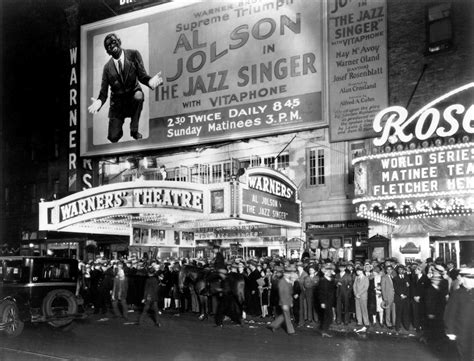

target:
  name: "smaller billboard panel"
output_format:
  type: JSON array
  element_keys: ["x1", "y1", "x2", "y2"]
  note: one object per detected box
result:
[
  {"x1": 238, "y1": 167, "x2": 301, "y2": 227},
  {"x1": 327, "y1": 0, "x2": 388, "y2": 142}
]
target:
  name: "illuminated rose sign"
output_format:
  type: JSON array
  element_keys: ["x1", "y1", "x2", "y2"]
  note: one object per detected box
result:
[
  {"x1": 353, "y1": 83, "x2": 474, "y2": 225},
  {"x1": 80, "y1": 0, "x2": 323, "y2": 156}
]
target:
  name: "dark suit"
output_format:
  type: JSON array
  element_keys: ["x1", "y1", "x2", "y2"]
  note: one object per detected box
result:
[
  {"x1": 269, "y1": 277, "x2": 295, "y2": 334},
  {"x1": 296, "y1": 270, "x2": 308, "y2": 325},
  {"x1": 98, "y1": 49, "x2": 151, "y2": 143},
  {"x1": 410, "y1": 273, "x2": 428, "y2": 330},
  {"x1": 139, "y1": 275, "x2": 161, "y2": 326},
  {"x1": 215, "y1": 276, "x2": 243, "y2": 327},
  {"x1": 336, "y1": 271, "x2": 353, "y2": 324},
  {"x1": 247, "y1": 269, "x2": 261, "y2": 316},
  {"x1": 444, "y1": 286, "x2": 474, "y2": 361},
  {"x1": 318, "y1": 276, "x2": 336, "y2": 331},
  {"x1": 393, "y1": 274, "x2": 411, "y2": 330}
]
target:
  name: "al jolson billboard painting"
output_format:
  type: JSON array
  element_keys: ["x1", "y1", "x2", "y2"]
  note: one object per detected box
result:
[{"x1": 80, "y1": 0, "x2": 324, "y2": 156}]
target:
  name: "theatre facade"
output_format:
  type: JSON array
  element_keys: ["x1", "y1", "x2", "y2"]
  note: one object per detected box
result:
[
  {"x1": 352, "y1": 83, "x2": 474, "y2": 267},
  {"x1": 39, "y1": 167, "x2": 302, "y2": 260}
]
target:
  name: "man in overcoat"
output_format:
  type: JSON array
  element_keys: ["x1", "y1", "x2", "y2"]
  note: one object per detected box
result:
[
  {"x1": 268, "y1": 266, "x2": 296, "y2": 335},
  {"x1": 393, "y1": 264, "x2": 411, "y2": 332},
  {"x1": 444, "y1": 267, "x2": 474, "y2": 361},
  {"x1": 139, "y1": 267, "x2": 161, "y2": 327},
  {"x1": 336, "y1": 262, "x2": 354, "y2": 325},
  {"x1": 318, "y1": 263, "x2": 336, "y2": 337}
]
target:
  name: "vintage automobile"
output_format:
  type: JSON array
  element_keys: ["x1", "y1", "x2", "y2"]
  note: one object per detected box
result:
[{"x1": 0, "y1": 256, "x2": 86, "y2": 337}]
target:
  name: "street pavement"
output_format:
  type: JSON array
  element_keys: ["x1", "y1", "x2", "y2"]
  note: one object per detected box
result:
[{"x1": 0, "y1": 310, "x2": 457, "y2": 361}]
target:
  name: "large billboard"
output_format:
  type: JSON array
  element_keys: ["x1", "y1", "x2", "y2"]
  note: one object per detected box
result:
[{"x1": 81, "y1": 0, "x2": 324, "y2": 156}]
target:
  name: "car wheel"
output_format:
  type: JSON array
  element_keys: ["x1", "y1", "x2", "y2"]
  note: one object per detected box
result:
[
  {"x1": 42, "y1": 289, "x2": 78, "y2": 328},
  {"x1": 0, "y1": 300, "x2": 25, "y2": 337}
]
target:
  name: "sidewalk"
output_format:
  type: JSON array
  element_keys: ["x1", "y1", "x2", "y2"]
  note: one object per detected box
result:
[
  {"x1": 85, "y1": 307, "x2": 418, "y2": 339},
  {"x1": 242, "y1": 314, "x2": 419, "y2": 338}
]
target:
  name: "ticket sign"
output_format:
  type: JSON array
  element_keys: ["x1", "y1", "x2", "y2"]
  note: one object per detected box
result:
[{"x1": 80, "y1": 1, "x2": 323, "y2": 156}]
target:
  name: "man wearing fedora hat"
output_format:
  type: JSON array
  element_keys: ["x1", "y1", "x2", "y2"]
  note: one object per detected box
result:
[
  {"x1": 214, "y1": 268, "x2": 244, "y2": 328},
  {"x1": 411, "y1": 263, "x2": 429, "y2": 332},
  {"x1": 318, "y1": 263, "x2": 336, "y2": 337},
  {"x1": 247, "y1": 260, "x2": 261, "y2": 316},
  {"x1": 336, "y1": 262, "x2": 354, "y2": 325},
  {"x1": 295, "y1": 261, "x2": 308, "y2": 326},
  {"x1": 267, "y1": 266, "x2": 296, "y2": 335},
  {"x1": 381, "y1": 264, "x2": 396, "y2": 328},
  {"x1": 422, "y1": 264, "x2": 449, "y2": 346},
  {"x1": 353, "y1": 265, "x2": 370, "y2": 332},
  {"x1": 444, "y1": 267, "x2": 474, "y2": 361},
  {"x1": 138, "y1": 267, "x2": 161, "y2": 327},
  {"x1": 393, "y1": 264, "x2": 411, "y2": 332}
]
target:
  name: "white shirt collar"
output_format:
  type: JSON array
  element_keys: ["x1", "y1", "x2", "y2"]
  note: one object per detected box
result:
[{"x1": 113, "y1": 51, "x2": 125, "y2": 72}]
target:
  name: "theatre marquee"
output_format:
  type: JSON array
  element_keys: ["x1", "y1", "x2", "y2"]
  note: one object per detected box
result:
[{"x1": 353, "y1": 83, "x2": 474, "y2": 225}]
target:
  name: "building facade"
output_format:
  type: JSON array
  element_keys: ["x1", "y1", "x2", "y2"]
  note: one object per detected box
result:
[{"x1": 2, "y1": 0, "x2": 473, "y2": 267}]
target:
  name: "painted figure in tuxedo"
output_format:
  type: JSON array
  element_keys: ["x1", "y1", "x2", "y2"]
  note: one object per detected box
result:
[{"x1": 88, "y1": 33, "x2": 162, "y2": 143}]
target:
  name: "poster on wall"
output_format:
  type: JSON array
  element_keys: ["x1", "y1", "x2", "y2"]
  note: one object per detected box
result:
[
  {"x1": 81, "y1": 0, "x2": 324, "y2": 156},
  {"x1": 132, "y1": 227, "x2": 141, "y2": 244},
  {"x1": 327, "y1": 0, "x2": 388, "y2": 142}
]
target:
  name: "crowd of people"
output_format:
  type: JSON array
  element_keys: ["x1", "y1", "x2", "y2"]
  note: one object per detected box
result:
[{"x1": 76, "y1": 249, "x2": 473, "y2": 361}]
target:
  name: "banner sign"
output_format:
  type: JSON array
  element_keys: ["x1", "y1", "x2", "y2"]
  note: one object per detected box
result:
[
  {"x1": 59, "y1": 186, "x2": 203, "y2": 223},
  {"x1": 327, "y1": 0, "x2": 388, "y2": 142},
  {"x1": 39, "y1": 181, "x2": 221, "y2": 235},
  {"x1": 239, "y1": 167, "x2": 301, "y2": 227},
  {"x1": 195, "y1": 225, "x2": 281, "y2": 240},
  {"x1": 81, "y1": 0, "x2": 323, "y2": 156},
  {"x1": 306, "y1": 220, "x2": 368, "y2": 230}
]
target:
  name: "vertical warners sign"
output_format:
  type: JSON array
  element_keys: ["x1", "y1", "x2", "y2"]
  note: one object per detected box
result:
[
  {"x1": 81, "y1": 0, "x2": 323, "y2": 156},
  {"x1": 328, "y1": 0, "x2": 388, "y2": 142},
  {"x1": 69, "y1": 47, "x2": 79, "y2": 191}
]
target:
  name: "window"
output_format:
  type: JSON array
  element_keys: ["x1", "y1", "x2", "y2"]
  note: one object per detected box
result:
[
  {"x1": 4, "y1": 187, "x2": 9, "y2": 216},
  {"x1": 208, "y1": 162, "x2": 233, "y2": 183},
  {"x1": 33, "y1": 261, "x2": 73, "y2": 282},
  {"x1": 31, "y1": 184, "x2": 37, "y2": 213},
  {"x1": 53, "y1": 179, "x2": 60, "y2": 197},
  {"x1": 3, "y1": 260, "x2": 25, "y2": 283},
  {"x1": 426, "y1": 3, "x2": 453, "y2": 54},
  {"x1": 308, "y1": 148, "x2": 325, "y2": 186},
  {"x1": 262, "y1": 153, "x2": 290, "y2": 169},
  {"x1": 349, "y1": 142, "x2": 366, "y2": 184}
]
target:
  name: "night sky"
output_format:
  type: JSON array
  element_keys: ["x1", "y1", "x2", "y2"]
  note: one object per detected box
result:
[{"x1": 1, "y1": 0, "x2": 69, "y2": 138}]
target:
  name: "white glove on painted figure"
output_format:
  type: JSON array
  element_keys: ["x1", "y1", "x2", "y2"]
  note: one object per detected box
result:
[{"x1": 88, "y1": 97, "x2": 102, "y2": 114}]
